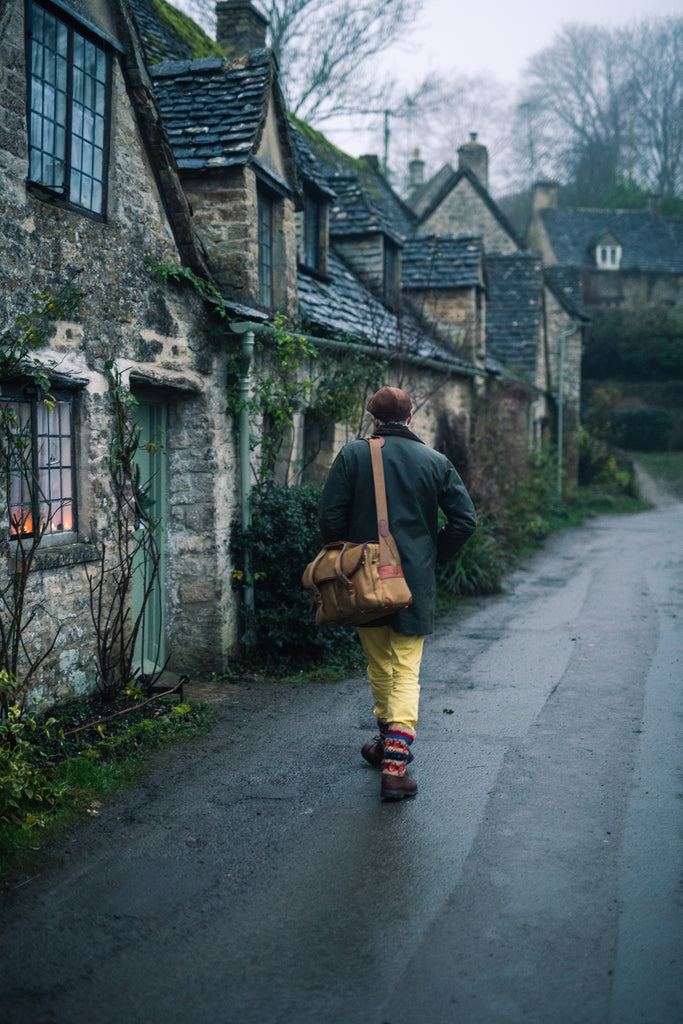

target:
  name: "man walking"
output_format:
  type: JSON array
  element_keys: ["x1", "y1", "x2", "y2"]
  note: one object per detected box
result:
[{"x1": 319, "y1": 387, "x2": 477, "y2": 800}]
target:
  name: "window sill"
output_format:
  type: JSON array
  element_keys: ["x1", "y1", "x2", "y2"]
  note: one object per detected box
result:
[
  {"x1": 298, "y1": 263, "x2": 331, "y2": 283},
  {"x1": 9, "y1": 541, "x2": 100, "y2": 573}
]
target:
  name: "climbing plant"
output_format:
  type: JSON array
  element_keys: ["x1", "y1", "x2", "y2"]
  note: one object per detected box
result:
[
  {"x1": 86, "y1": 362, "x2": 167, "y2": 697},
  {"x1": 0, "y1": 277, "x2": 83, "y2": 714}
]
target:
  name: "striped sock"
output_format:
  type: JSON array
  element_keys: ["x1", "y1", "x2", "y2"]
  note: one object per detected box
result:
[{"x1": 382, "y1": 726, "x2": 415, "y2": 777}]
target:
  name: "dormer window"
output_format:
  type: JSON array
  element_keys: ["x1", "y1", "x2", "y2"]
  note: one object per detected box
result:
[{"x1": 595, "y1": 242, "x2": 621, "y2": 270}]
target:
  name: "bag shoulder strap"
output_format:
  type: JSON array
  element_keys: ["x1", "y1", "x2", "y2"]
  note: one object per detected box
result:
[{"x1": 366, "y1": 437, "x2": 401, "y2": 571}]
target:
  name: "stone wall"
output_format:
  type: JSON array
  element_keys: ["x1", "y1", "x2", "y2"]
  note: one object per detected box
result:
[
  {"x1": 420, "y1": 178, "x2": 518, "y2": 255},
  {"x1": 402, "y1": 289, "x2": 485, "y2": 369},
  {"x1": 582, "y1": 268, "x2": 683, "y2": 309},
  {"x1": 544, "y1": 290, "x2": 583, "y2": 496},
  {"x1": 183, "y1": 164, "x2": 298, "y2": 316},
  {"x1": 0, "y1": 0, "x2": 239, "y2": 699},
  {"x1": 332, "y1": 235, "x2": 385, "y2": 295}
]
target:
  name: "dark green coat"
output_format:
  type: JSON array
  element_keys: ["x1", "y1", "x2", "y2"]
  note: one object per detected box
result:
[{"x1": 318, "y1": 431, "x2": 477, "y2": 635}]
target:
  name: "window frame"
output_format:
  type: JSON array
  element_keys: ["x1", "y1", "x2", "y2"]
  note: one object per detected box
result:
[
  {"x1": 25, "y1": 0, "x2": 116, "y2": 219},
  {"x1": 257, "y1": 186, "x2": 274, "y2": 309},
  {"x1": 1, "y1": 382, "x2": 78, "y2": 542},
  {"x1": 302, "y1": 190, "x2": 322, "y2": 273},
  {"x1": 383, "y1": 238, "x2": 400, "y2": 307},
  {"x1": 595, "y1": 243, "x2": 622, "y2": 271}
]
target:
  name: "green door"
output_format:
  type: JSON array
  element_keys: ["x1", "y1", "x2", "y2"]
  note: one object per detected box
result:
[{"x1": 132, "y1": 400, "x2": 167, "y2": 677}]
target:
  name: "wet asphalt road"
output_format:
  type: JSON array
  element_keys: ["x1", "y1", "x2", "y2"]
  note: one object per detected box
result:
[{"x1": 1, "y1": 501, "x2": 682, "y2": 1024}]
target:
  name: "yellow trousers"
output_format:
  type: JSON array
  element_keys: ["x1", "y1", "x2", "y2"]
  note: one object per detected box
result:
[{"x1": 357, "y1": 626, "x2": 424, "y2": 732}]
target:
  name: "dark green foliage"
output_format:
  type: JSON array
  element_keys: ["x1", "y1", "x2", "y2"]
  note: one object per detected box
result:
[
  {"x1": 437, "y1": 520, "x2": 506, "y2": 602},
  {"x1": 612, "y1": 407, "x2": 676, "y2": 452},
  {"x1": 583, "y1": 305, "x2": 683, "y2": 382},
  {"x1": 231, "y1": 486, "x2": 362, "y2": 673}
]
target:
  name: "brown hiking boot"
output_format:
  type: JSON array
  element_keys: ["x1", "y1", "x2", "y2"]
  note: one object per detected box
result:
[
  {"x1": 361, "y1": 737, "x2": 384, "y2": 767},
  {"x1": 361, "y1": 738, "x2": 414, "y2": 769},
  {"x1": 380, "y1": 773, "x2": 418, "y2": 800}
]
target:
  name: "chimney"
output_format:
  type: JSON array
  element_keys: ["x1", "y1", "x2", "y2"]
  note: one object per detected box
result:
[
  {"x1": 409, "y1": 148, "x2": 425, "y2": 188},
  {"x1": 457, "y1": 132, "x2": 488, "y2": 190},
  {"x1": 646, "y1": 193, "x2": 661, "y2": 215},
  {"x1": 216, "y1": 0, "x2": 268, "y2": 56},
  {"x1": 532, "y1": 180, "x2": 559, "y2": 213}
]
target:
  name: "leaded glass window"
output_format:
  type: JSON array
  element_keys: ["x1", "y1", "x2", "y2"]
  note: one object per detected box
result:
[
  {"x1": 258, "y1": 189, "x2": 274, "y2": 308},
  {"x1": 27, "y1": 1, "x2": 110, "y2": 216},
  {"x1": 1, "y1": 391, "x2": 75, "y2": 538}
]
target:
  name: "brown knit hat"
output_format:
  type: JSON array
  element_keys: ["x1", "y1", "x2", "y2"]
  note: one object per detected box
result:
[{"x1": 366, "y1": 387, "x2": 412, "y2": 422}]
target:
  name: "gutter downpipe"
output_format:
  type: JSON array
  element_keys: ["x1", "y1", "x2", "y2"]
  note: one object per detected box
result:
[
  {"x1": 231, "y1": 323, "x2": 255, "y2": 643},
  {"x1": 556, "y1": 325, "x2": 577, "y2": 499}
]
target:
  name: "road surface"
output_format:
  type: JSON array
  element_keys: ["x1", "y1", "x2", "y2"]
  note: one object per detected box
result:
[{"x1": 1, "y1": 499, "x2": 682, "y2": 1023}]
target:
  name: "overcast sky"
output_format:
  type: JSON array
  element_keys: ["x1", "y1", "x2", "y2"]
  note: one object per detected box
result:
[
  {"x1": 317, "y1": 0, "x2": 681, "y2": 169},
  {"x1": 400, "y1": 0, "x2": 681, "y2": 85}
]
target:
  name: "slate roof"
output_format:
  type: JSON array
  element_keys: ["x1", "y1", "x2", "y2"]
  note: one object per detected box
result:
[
  {"x1": 543, "y1": 264, "x2": 586, "y2": 315},
  {"x1": 401, "y1": 235, "x2": 484, "y2": 290},
  {"x1": 328, "y1": 173, "x2": 403, "y2": 244},
  {"x1": 354, "y1": 158, "x2": 417, "y2": 238},
  {"x1": 289, "y1": 126, "x2": 336, "y2": 199},
  {"x1": 407, "y1": 164, "x2": 456, "y2": 220},
  {"x1": 149, "y1": 50, "x2": 276, "y2": 171},
  {"x1": 539, "y1": 208, "x2": 683, "y2": 273},
  {"x1": 485, "y1": 253, "x2": 544, "y2": 380},
  {"x1": 298, "y1": 251, "x2": 472, "y2": 371},
  {"x1": 127, "y1": 0, "x2": 193, "y2": 63}
]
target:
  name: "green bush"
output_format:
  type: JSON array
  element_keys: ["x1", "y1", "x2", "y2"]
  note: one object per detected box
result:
[
  {"x1": 0, "y1": 704, "x2": 60, "y2": 830},
  {"x1": 231, "y1": 485, "x2": 362, "y2": 673},
  {"x1": 583, "y1": 305, "x2": 683, "y2": 382},
  {"x1": 578, "y1": 431, "x2": 635, "y2": 491}
]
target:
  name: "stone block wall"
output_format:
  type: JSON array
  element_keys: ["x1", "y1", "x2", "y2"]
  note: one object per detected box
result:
[
  {"x1": 332, "y1": 235, "x2": 386, "y2": 297},
  {"x1": 403, "y1": 289, "x2": 485, "y2": 370},
  {"x1": 545, "y1": 290, "x2": 583, "y2": 495},
  {"x1": 182, "y1": 165, "x2": 298, "y2": 317},
  {"x1": 0, "y1": 0, "x2": 239, "y2": 700},
  {"x1": 421, "y1": 178, "x2": 518, "y2": 255}
]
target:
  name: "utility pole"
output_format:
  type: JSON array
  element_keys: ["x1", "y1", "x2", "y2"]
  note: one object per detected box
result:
[{"x1": 383, "y1": 109, "x2": 390, "y2": 173}]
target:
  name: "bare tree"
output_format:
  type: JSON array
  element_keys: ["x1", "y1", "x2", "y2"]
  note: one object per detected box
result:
[
  {"x1": 173, "y1": 0, "x2": 422, "y2": 122},
  {"x1": 384, "y1": 71, "x2": 513, "y2": 195},
  {"x1": 516, "y1": 17, "x2": 683, "y2": 204},
  {"x1": 629, "y1": 17, "x2": 683, "y2": 197}
]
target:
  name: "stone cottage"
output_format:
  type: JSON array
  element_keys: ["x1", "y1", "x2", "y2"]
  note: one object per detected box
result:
[
  {"x1": 0, "y1": 0, "x2": 263, "y2": 698},
  {"x1": 526, "y1": 183, "x2": 683, "y2": 309},
  {"x1": 0, "y1": 0, "x2": 485, "y2": 699},
  {"x1": 406, "y1": 137, "x2": 587, "y2": 490}
]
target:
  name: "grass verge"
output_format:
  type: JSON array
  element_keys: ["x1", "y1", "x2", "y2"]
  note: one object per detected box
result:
[{"x1": 1, "y1": 692, "x2": 218, "y2": 883}]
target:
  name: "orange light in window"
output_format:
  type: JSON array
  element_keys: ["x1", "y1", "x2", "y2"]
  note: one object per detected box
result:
[{"x1": 10, "y1": 510, "x2": 33, "y2": 535}]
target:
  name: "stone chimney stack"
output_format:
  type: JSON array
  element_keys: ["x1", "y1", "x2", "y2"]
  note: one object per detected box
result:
[
  {"x1": 532, "y1": 180, "x2": 559, "y2": 213},
  {"x1": 409, "y1": 148, "x2": 425, "y2": 188},
  {"x1": 216, "y1": 0, "x2": 268, "y2": 56},
  {"x1": 457, "y1": 132, "x2": 488, "y2": 190},
  {"x1": 646, "y1": 193, "x2": 661, "y2": 215}
]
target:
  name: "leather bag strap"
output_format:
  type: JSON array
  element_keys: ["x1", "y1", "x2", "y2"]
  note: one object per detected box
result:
[{"x1": 368, "y1": 437, "x2": 402, "y2": 571}]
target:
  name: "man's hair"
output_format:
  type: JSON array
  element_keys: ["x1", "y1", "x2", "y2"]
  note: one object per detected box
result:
[{"x1": 367, "y1": 387, "x2": 412, "y2": 423}]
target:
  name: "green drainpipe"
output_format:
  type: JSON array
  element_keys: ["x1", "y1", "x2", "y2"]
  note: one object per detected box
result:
[{"x1": 231, "y1": 323, "x2": 255, "y2": 644}]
